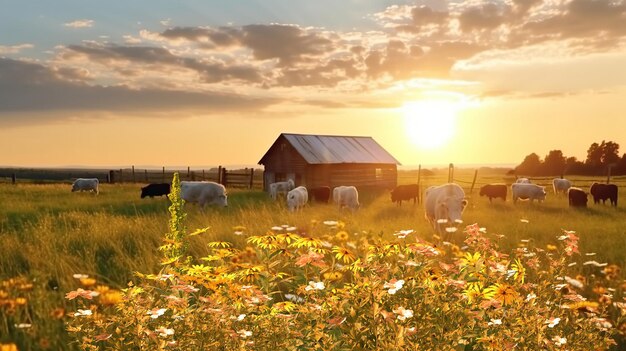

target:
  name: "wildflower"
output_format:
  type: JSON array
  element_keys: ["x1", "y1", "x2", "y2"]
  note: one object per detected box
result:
[
  {"x1": 305, "y1": 281, "x2": 325, "y2": 291},
  {"x1": 583, "y1": 261, "x2": 607, "y2": 267},
  {"x1": 508, "y1": 259, "x2": 526, "y2": 284},
  {"x1": 394, "y1": 229, "x2": 414, "y2": 239},
  {"x1": 485, "y1": 283, "x2": 518, "y2": 305},
  {"x1": 295, "y1": 251, "x2": 326, "y2": 268},
  {"x1": 437, "y1": 219, "x2": 448, "y2": 224},
  {"x1": 333, "y1": 246, "x2": 356, "y2": 263},
  {"x1": 99, "y1": 290, "x2": 123, "y2": 306},
  {"x1": 488, "y1": 318, "x2": 502, "y2": 326},
  {"x1": 284, "y1": 294, "x2": 304, "y2": 303},
  {"x1": 566, "y1": 301, "x2": 599, "y2": 313},
  {"x1": 463, "y1": 283, "x2": 488, "y2": 304},
  {"x1": 520, "y1": 219, "x2": 529, "y2": 223},
  {"x1": 65, "y1": 288, "x2": 99, "y2": 300},
  {"x1": 545, "y1": 317, "x2": 560, "y2": 328},
  {"x1": 526, "y1": 293, "x2": 536, "y2": 302},
  {"x1": 323, "y1": 220, "x2": 338, "y2": 226},
  {"x1": 392, "y1": 306, "x2": 413, "y2": 321},
  {"x1": 285, "y1": 226, "x2": 297, "y2": 232},
  {"x1": 552, "y1": 336, "x2": 567, "y2": 346},
  {"x1": 51, "y1": 307, "x2": 65, "y2": 319},
  {"x1": 546, "y1": 244, "x2": 558, "y2": 251},
  {"x1": 155, "y1": 327, "x2": 175, "y2": 337},
  {"x1": 147, "y1": 308, "x2": 167, "y2": 319},
  {"x1": 73, "y1": 274, "x2": 89, "y2": 279},
  {"x1": 74, "y1": 309, "x2": 92, "y2": 317},
  {"x1": 323, "y1": 271, "x2": 343, "y2": 281},
  {"x1": 237, "y1": 314, "x2": 246, "y2": 321},
  {"x1": 14, "y1": 323, "x2": 31, "y2": 329},
  {"x1": 327, "y1": 316, "x2": 346, "y2": 326},
  {"x1": 79, "y1": 277, "x2": 97, "y2": 287},
  {"x1": 564, "y1": 276, "x2": 584, "y2": 289},
  {"x1": 14, "y1": 297, "x2": 27, "y2": 305},
  {"x1": 238, "y1": 330, "x2": 253, "y2": 338},
  {"x1": 234, "y1": 230, "x2": 244, "y2": 235},
  {"x1": 383, "y1": 279, "x2": 405, "y2": 295},
  {"x1": 335, "y1": 231, "x2": 349, "y2": 241},
  {"x1": 445, "y1": 227, "x2": 458, "y2": 233},
  {"x1": 585, "y1": 252, "x2": 596, "y2": 256},
  {"x1": 0, "y1": 344, "x2": 18, "y2": 351},
  {"x1": 171, "y1": 284, "x2": 199, "y2": 293}
]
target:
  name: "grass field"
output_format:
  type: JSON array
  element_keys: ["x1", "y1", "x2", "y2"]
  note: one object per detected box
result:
[{"x1": 1, "y1": 171, "x2": 624, "y2": 289}]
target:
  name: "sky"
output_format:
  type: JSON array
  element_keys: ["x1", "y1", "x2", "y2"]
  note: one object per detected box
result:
[{"x1": 1, "y1": 0, "x2": 625, "y2": 168}]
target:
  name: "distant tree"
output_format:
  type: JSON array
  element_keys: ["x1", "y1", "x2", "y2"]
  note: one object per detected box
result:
[
  {"x1": 564, "y1": 156, "x2": 587, "y2": 175},
  {"x1": 543, "y1": 150, "x2": 566, "y2": 176},
  {"x1": 586, "y1": 142, "x2": 604, "y2": 168},
  {"x1": 515, "y1": 153, "x2": 542, "y2": 176},
  {"x1": 602, "y1": 141, "x2": 620, "y2": 166},
  {"x1": 585, "y1": 140, "x2": 620, "y2": 174}
]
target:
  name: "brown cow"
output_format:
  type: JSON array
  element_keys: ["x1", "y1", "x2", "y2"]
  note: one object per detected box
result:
[
  {"x1": 390, "y1": 184, "x2": 419, "y2": 206},
  {"x1": 479, "y1": 184, "x2": 507, "y2": 203}
]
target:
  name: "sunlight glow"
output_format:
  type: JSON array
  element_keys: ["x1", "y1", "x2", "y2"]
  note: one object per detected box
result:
[{"x1": 402, "y1": 95, "x2": 471, "y2": 149}]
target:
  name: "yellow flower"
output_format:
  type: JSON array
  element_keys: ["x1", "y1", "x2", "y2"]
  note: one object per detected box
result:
[
  {"x1": 463, "y1": 282, "x2": 488, "y2": 304},
  {"x1": 546, "y1": 244, "x2": 558, "y2": 252},
  {"x1": 0, "y1": 343, "x2": 18, "y2": 351},
  {"x1": 333, "y1": 246, "x2": 356, "y2": 264},
  {"x1": 79, "y1": 277, "x2": 97, "y2": 287},
  {"x1": 509, "y1": 259, "x2": 526, "y2": 284},
  {"x1": 99, "y1": 290, "x2": 123, "y2": 306},
  {"x1": 14, "y1": 297, "x2": 27, "y2": 306},
  {"x1": 291, "y1": 237, "x2": 323, "y2": 249},
  {"x1": 485, "y1": 283, "x2": 518, "y2": 305},
  {"x1": 323, "y1": 271, "x2": 343, "y2": 281},
  {"x1": 335, "y1": 231, "x2": 349, "y2": 241}
]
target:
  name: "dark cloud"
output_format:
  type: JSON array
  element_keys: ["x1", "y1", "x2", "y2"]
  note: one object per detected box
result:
[
  {"x1": 459, "y1": 3, "x2": 507, "y2": 32},
  {"x1": 276, "y1": 58, "x2": 360, "y2": 87},
  {"x1": 0, "y1": 58, "x2": 275, "y2": 119},
  {"x1": 64, "y1": 43, "x2": 263, "y2": 83}
]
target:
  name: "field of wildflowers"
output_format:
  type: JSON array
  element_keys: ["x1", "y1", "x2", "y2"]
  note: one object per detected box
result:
[{"x1": 1, "y1": 173, "x2": 626, "y2": 350}]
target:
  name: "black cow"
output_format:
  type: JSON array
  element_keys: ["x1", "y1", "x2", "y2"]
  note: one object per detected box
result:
[
  {"x1": 568, "y1": 187, "x2": 588, "y2": 207},
  {"x1": 479, "y1": 184, "x2": 507, "y2": 203},
  {"x1": 589, "y1": 182, "x2": 618, "y2": 206},
  {"x1": 141, "y1": 183, "x2": 171, "y2": 199},
  {"x1": 309, "y1": 186, "x2": 331, "y2": 203},
  {"x1": 390, "y1": 184, "x2": 419, "y2": 206}
]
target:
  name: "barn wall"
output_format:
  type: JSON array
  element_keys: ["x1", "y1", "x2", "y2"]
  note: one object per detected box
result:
[
  {"x1": 306, "y1": 163, "x2": 396, "y2": 189},
  {"x1": 261, "y1": 136, "x2": 308, "y2": 189}
]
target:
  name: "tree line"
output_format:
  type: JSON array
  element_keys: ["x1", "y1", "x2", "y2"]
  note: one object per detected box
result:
[{"x1": 512, "y1": 140, "x2": 626, "y2": 176}]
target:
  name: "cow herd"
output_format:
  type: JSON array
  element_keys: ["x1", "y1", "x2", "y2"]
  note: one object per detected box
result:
[{"x1": 70, "y1": 175, "x2": 619, "y2": 233}]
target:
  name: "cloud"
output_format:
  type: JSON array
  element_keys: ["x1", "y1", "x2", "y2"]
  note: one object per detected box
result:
[
  {"x1": 0, "y1": 58, "x2": 276, "y2": 124},
  {"x1": 64, "y1": 19, "x2": 94, "y2": 28},
  {"x1": 0, "y1": 44, "x2": 33, "y2": 54}
]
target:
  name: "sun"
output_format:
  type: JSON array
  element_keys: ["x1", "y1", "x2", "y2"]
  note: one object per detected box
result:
[{"x1": 402, "y1": 99, "x2": 460, "y2": 149}]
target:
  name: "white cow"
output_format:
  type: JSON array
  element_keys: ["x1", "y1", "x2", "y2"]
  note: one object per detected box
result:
[
  {"x1": 511, "y1": 183, "x2": 546, "y2": 203},
  {"x1": 333, "y1": 186, "x2": 360, "y2": 211},
  {"x1": 424, "y1": 183, "x2": 467, "y2": 233},
  {"x1": 515, "y1": 178, "x2": 531, "y2": 184},
  {"x1": 287, "y1": 186, "x2": 308, "y2": 212},
  {"x1": 71, "y1": 178, "x2": 99, "y2": 195},
  {"x1": 269, "y1": 179, "x2": 295, "y2": 200},
  {"x1": 181, "y1": 181, "x2": 227, "y2": 208},
  {"x1": 552, "y1": 178, "x2": 572, "y2": 195}
]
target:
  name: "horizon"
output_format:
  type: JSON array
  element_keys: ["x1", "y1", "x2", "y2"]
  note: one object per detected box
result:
[{"x1": 1, "y1": 1, "x2": 625, "y2": 166}]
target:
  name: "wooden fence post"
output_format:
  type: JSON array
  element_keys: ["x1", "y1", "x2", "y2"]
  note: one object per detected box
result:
[
  {"x1": 108, "y1": 170, "x2": 115, "y2": 184},
  {"x1": 187, "y1": 167, "x2": 191, "y2": 180},
  {"x1": 249, "y1": 168, "x2": 254, "y2": 189},
  {"x1": 132, "y1": 166, "x2": 136, "y2": 183},
  {"x1": 417, "y1": 165, "x2": 421, "y2": 205},
  {"x1": 448, "y1": 163, "x2": 454, "y2": 183},
  {"x1": 144, "y1": 169, "x2": 148, "y2": 183},
  {"x1": 218, "y1": 166, "x2": 222, "y2": 184},
  {"x1": 162, "y1": 167, "x2": 166, "y2": 183},
  {"x1": 11, "y1": 173, "x2": 16, "y2": 184},
  {"x1": 470, "y1": 169, "x2": 478, "y2": 194},
  {"x1": 202, "y1": 169, "x2": 205, "y2": 181},
  {"x1": 221, "y1": 167, "x2": 227, "y2": 186},
  {"x1": 119, "y1": 169, "x2": 123, "y2": 183}
]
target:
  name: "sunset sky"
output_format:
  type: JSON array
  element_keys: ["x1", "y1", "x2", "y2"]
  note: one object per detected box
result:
[{"x1": 1, "y1": 0, "x2": 625, "y2": 168}]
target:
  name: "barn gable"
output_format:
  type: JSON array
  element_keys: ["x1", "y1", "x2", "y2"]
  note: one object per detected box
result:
[{"x1": 258, "y1": 133, "x2": 400, "y2": 190}]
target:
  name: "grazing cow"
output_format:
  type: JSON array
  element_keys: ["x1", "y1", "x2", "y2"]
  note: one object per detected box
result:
[
  {"x1": 552, "y1": 178, "x2": 572, "y2": 196},
  {"x1": 333, "y1": 186, "x2": 360, "y2": 211},
  {"x1": 424, "y1": 183, "x2": 467, "y2": 232},
  {"x1": 309, "y1": 186, "x2": 331, "y2": 203},
  {"x1": 390, "y1": 184, "x2": 419, "y2": 206},
  {"x1": 511, "y1": 183, "x2": 546, "y2": 203},
  {"x1": 269, "y1": 179, "x2": 295, "y2": 200},
  {"x1": 140, "y1": 183, "x2": 171, "y2": 199},
  {"x1": 589, "y1": 182, "x2": 618, "y2": 206},
  {"x1": 479, "y1": 184, "x2": 507, "y2": 203},
  {"x1": 181, "y1": 181, "x2": 227, "y2": 208},
  {"x1": 287, "y1": 186, "x2": 308, "y2": 212},
  {"x1": 568, "y1": 187, "x2": 588, "y2": 207},
  {"x1": 515, "y1": 178, "x2": 531, "y2": 184},
  {"x1": 71, "y1": 178, "x2": 99, "y2": 195}
]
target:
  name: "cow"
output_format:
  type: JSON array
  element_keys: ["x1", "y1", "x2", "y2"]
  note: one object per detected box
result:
[
  {"x1": 568, "y1": 187, "x2": 588, "y2": 207},
  {"x1": 515, "y1": 178, "x2": 531, "y2": 184},
  {"x1": 552, "y1": 178, "x2": 572, "y2": 196},
  {"x1": 71, "y1": 178, "x2": 99, "y2": 195},
  {"x1": 390, "y1": 184, "x2": 419, "y2": 206},
  {"x1": 180, "y1": 181, "x2": 227, "y2": 208},
  {"x1": 589, "y1": 182, "x2": 618, "y2": 206},
  {"x1": 287, "y1": 186, "x2": 308, "y2": 212},
  {"x1": 511, "y1": 183, "x2": 546, "y2": 203},
  {"x1": 140, "y1": 183, "x2": 171, "y2": 199},
  {"x1": 333, "y1": 186, "x2": 360, "y2": 211},
  {"x1": 269, "y1": 179, "x2": 295, "y2": 200},
  {"x1": 309, "y1": 186, "x2": 331, "y2": 203},
  {"x1": 424, "y1": 183, "x2": 467, "y2": 233},
  {"x1": 479, "y1": 184, "x2": 507, "y2": 203}
]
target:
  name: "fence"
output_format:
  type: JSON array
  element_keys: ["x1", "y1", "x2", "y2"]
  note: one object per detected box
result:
[{"x1": 0, "y1": 166, "x2": 264, "y2": 189}]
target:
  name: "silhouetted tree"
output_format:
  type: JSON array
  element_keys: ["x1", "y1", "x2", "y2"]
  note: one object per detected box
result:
[
  {"x1": 543, "y1": 150, "x2": 566, "y2": 176},
  {"x1": 515, "y1": 153, "x2": 542, "y2": 176}
]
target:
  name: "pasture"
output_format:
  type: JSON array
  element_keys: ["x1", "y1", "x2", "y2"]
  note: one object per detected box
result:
[{"x1": 1, "y1": 170, "x2": 625, "y2": 349}]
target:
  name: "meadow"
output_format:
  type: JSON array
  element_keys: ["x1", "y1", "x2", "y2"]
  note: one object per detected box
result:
[{"x1": 1, "y1": 170, "x2": 625, "y2": 349}]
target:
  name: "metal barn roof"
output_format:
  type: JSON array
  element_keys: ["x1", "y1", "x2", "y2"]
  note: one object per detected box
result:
[{"x1": 259, "y1": 133, "x2": 401, "y2": 165}]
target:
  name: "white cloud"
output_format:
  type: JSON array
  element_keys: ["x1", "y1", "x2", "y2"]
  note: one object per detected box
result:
[
  {"x1": 64, "y1": 19, "x2": 94, "y2": 28},
  {"x1": 0, "y1": 44, "x2": 33, "y2": 54}
]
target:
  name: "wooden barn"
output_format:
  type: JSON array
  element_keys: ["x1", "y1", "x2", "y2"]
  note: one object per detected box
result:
[{"x1": 258, "y1": 133, "x2": 400, "y2": 190}]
